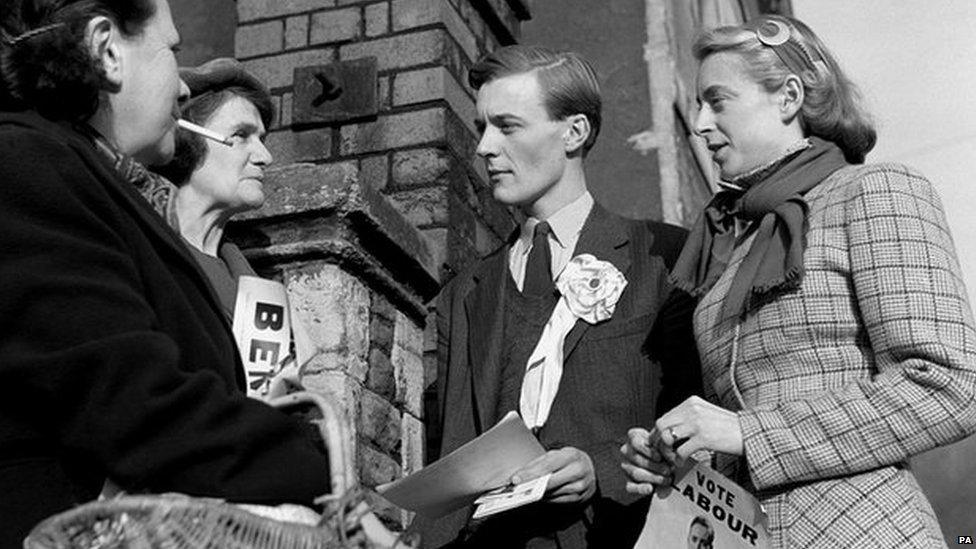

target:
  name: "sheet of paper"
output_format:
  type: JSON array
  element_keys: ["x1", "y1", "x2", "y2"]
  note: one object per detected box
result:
[
  {"x1": 633, "y1": 460, "x2": 769, "y2": 549},
  {"x1": 377, "y1": 411, "x2": 546, "y2": 517},
  {"x1": 471, "y1": 473, "x2": 550, "y2": 519}
]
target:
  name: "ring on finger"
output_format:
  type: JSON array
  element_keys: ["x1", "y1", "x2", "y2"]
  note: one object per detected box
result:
[{"x1": 669, "y1": 426, "x2": 690, "y2": 450}]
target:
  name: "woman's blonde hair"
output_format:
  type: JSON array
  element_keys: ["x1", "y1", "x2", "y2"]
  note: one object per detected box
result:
[{"x1": 694, "y1": 15, "x2": 876, "y2": 163}]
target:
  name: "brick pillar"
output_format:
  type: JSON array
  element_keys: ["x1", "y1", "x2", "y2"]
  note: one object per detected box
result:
[
  {"x1": 231, "y1": 0, "x2": 531, "y2": 524},
  {"x1": 229, "y1": 163, "x2": 438, "y2": 524}
]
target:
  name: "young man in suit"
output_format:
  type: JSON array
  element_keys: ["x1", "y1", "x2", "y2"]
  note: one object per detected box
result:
[{"x1": 422, "y1": 45, "x2": 701, "y2": 548}]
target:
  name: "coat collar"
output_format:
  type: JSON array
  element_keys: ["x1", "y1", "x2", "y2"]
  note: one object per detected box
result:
[
  {"x1": 2, "y1": 113, "x2": 201, "y2": 275},
  {"x1": 81, "y1": 130, "x2": 245, "y2": 384},
  {"x1": 461, "y1": 202, "x2": 633, "y2": 430},
  {"x1": 0, "y1": 112, "x2": 240, "y2": 380},
  {"x1": 81, "y1": 141, "x2": 229, "y2": 315}
]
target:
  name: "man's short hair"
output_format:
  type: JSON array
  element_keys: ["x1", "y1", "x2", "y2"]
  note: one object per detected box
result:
[{"x1": 468, "y1": 45, "x2": 602, "y2": 154}]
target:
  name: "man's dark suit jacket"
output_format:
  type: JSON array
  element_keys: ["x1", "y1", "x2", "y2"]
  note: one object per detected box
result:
[
  {"x1": 0, "y1": 112, "x2": 330, "y2": 546},
  {"x1": 423, "y1": 203, "x2": 701, "y2": 548}
]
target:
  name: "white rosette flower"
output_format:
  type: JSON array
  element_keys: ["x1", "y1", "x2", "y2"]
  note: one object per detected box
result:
[{"x1": 555, "y1": 254, "x2": 628, "y2": 324}]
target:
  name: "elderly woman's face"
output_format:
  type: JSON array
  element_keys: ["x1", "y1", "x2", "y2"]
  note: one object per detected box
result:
[
  {"x1": 694, "y1": 52, "x2": 793, "y2": 180},
  {"x1": 114, "y1": 0, "x2": 187, "y2": 165},
  {"x1": 185, "y1": 96, "x2": 271, "y2": 214}
]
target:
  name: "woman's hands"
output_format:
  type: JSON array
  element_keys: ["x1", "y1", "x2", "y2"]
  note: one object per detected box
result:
[
  {"x1": 656, "y1": 396, "x2": 744, "y2": 459},
  {"x1": 620, "y1": 396, "x2": 744, "y2": 495}
]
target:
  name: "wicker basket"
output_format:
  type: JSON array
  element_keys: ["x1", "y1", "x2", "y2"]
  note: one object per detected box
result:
[
  {"x1": 24, "y1": 493, "x2": 349, "y2": 548},
  {"x1": 23, "y1": 392, "x2": 416, "y2": 549}
]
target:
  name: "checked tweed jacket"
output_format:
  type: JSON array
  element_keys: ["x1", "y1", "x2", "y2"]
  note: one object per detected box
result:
[{"x1": 695, "y1": 163, "x2": 976, "y2": 548}]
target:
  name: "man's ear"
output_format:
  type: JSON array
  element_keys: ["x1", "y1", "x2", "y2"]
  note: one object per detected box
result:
[
  {"x1": 85, "y1": 16, "x2": 123, "y2": 91},
  {"x1": 563, "y1": 113, "x2": 591, "y2": 155},
  {"x1": 780, "y1": 74, "x2": 804, "y2": 122}
]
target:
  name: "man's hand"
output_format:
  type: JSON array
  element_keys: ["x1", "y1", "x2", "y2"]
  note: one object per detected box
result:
[{"x1": 511, "y1": 447, "x2": 596, "y2": 504}]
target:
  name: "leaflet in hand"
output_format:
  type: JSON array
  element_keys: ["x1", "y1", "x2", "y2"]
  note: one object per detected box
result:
[
  {"x1": 471, "y1": 473, "x2": 550, "y2": 519},
  {"x1": 634, "y1": 460, "x2": 769, "y2": 549},
  {"x1": 377, "y1": 411, "x2": 546, "y2": 518}
]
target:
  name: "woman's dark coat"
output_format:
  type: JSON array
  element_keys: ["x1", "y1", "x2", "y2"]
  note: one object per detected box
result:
[{"x1": 0, "y1": 112, "x2": 329, "y2": 546}]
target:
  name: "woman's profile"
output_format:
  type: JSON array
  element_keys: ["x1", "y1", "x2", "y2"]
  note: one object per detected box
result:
[{"x1": 622, "y1": 15, "x2": 976, "y2": 548}]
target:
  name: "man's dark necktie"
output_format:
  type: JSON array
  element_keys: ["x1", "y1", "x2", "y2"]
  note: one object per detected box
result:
[{"x1": 523, "y1": 221, "x2": 554, "y2": 296}]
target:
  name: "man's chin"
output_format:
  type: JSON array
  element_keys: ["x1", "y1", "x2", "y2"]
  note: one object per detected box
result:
[
  {"x1": 491, "y1": 187, "x2": 525, "y2": 207},
  {"x1": 716, "y1": 163, "x2": 741, "y2": 182}
]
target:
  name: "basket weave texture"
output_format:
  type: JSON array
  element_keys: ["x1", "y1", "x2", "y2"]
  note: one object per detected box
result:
[{"x1": 23, "y1": 494, "x2": 361, "y2": 549}]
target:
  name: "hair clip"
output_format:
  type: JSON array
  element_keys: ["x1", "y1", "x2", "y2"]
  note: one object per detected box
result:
[
  {"x1": 752, "y1": 18, "x2": 826, "y2": 76},
  {"x1": 7, "y1": 23, "x2": 66, "y2": 46},
  {"x1": 755, "y1": 20, "x2": 790, "y2": 47}
]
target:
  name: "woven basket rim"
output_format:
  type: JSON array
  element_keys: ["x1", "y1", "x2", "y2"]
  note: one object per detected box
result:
[{"x1": 25, "y1": 493, "x2": 345, "y2": 548}]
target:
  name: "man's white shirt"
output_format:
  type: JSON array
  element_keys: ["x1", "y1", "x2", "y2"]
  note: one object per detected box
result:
[{"x1": 508, "y1": 191, "x2": 594, "y2": 289}]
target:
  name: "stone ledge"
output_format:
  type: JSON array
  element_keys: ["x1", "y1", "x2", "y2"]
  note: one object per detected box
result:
[{"x1": 229, "y1": 162, "x2": 440, "y2": 320}]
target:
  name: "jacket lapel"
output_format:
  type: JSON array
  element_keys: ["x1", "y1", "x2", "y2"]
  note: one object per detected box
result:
[
  {"x1": 561, "y1": 204, "x2": 632, "y2": 361},
  {"x1": 81, "y1": 143, "x2": 246, "y2": 377},
  {"x1": 92, "y1": 153, "x2": 231, "y2": 309},
  {"x1": 462, "y1": 245, "x2": 512, "y2": 432}
]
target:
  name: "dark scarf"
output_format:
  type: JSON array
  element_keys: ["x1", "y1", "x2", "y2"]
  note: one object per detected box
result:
[
  {"x1": 670, "y1": 136, "x2": 848, "y2": 323},
  {"x1": 77, "y1": 123, "x2": 181, "y2": 230}
]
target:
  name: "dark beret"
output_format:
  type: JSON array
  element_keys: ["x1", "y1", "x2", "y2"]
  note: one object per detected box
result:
[{"x1": 180, "y1": 57, "x2": 270, "y2": 105}]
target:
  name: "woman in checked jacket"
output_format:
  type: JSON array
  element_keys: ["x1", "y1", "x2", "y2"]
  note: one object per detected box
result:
[{"x1": 621, "y1": 14, "x2": 976, "y2": 548}]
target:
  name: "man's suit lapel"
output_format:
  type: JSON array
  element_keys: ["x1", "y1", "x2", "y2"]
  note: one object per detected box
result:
[
  {"x1": 562, "y1": 204, "x2": 632, "y2": 360},
  {"x1": 462, "y1": 245, "x2": 512, "y2": 433}
]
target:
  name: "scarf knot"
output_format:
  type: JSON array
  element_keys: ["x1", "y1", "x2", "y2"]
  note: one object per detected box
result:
[{"x1": 670, "y1": 136, "x2": 848, "y2": 323}]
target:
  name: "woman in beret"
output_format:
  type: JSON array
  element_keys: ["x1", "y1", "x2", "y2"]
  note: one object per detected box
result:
[{"x1": 155, "y1": 57, "x2": 274, "y2": 319}]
